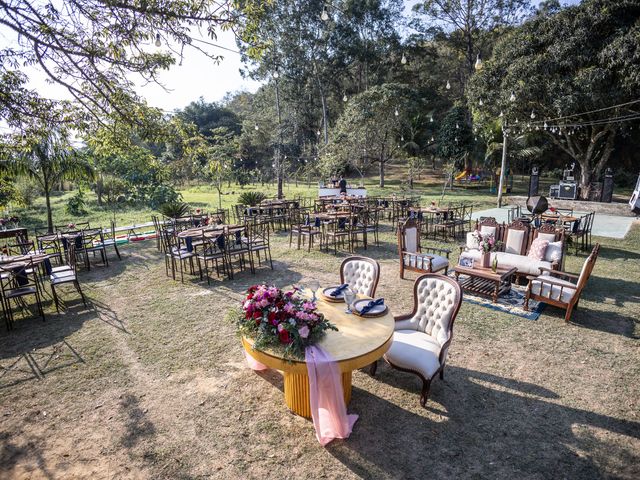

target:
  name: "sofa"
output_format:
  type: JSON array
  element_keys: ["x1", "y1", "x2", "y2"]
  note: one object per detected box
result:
[{"x1": 459, "y1": 220, "x2": 565, "y2": 278}]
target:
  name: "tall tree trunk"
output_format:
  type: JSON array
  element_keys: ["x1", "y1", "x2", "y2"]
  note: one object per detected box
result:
[
  {"x1": 45, "y1": 190, "x2": 53, "y2": 233},
  {"x1": 379, "y1": 161, "x2": 385, "y2": 188}
]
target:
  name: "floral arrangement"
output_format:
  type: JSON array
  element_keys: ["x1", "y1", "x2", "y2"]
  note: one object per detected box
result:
[
  {"x1": 472, "y1": 230, "x2": 502, "y2": 253},
  {"x1": 232, "y1": 284, "x2": 337, "y2": 360},
  {"x1": 67, "y1": 223, "x2": 76, "y2": 229}
]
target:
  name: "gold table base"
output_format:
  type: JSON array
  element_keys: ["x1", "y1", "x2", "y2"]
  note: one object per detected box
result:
[{"x1": 284, "y1": 371, "x2": 352, "y2": 418}]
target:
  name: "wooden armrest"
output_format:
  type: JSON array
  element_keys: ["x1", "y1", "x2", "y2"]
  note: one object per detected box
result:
[
  {"x1": 393, "y1": 313, "x2": 413, "y2": 321},
  {"x1": 531, "y1": 276, "x2": 577, "y2": 288},
  {"x1": 538, "y1": 267, "x2": 578, "y2": 279},
  {"x1": 423, "y1": 246, "x2": 451, "y2": 256}
]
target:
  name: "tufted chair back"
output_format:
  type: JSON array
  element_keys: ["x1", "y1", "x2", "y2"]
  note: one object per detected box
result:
[
  {"x1": 340, "y1": 256, "x2": 381, "y2": 297},
  {"x1": 395, "y1": 274, "x2": 462, "y2": 358}
]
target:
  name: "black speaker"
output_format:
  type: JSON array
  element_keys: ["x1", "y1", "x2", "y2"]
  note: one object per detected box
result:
[
  {"x1": 528, "y1": 167, "x2": 539, "y2": 197},
  {"x1": 602, "y1": 171, "x2": 614, "y2": 203},
  {"x1": 558, "y1": 182, "x2": 577, "y2": 200}
]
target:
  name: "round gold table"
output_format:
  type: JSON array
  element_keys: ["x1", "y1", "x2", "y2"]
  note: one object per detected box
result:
[{"x1": 242, "y1": 291, "x2": 394, "y2": 418}]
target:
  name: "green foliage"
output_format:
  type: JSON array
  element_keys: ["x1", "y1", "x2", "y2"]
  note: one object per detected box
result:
[
  {"x1": 66, "y1": 190, "x2": 87, "y2": 216},
  {"x1": 237, "y1": 191, "x2": 267, "y2": 206},
  {"x1": 437, "y1": 106, "x2": 474, "y2": 166},
  {"x1": 158, "y1": 201, "x2": 190, "y2": 219},
  {"x1": 148, "y1": 185, "x2": 182, "y2": 210},
  {"x1": 13, "y1": 178, "x2": 41, "y2": 208},
  {"x1": 0, "y1": 175, "x2": 17, "y2": 207}
]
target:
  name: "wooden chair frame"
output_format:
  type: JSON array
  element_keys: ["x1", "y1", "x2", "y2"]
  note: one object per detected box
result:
[
  {"x1": 373, "y1": 274, "x2": 462, "y2": 407},
  {"x1": 398, "y1": 218, "x2": 451, "y2": 279},
  {"x1": 524, "y1": 244, "x2": 600, "y2": 322}
]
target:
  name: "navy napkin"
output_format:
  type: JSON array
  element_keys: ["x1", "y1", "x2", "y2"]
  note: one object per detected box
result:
[
  {"x1": 216, "y1": 234, "x2": 225, "y2": 250},
  {"x1": 338, "y1": 217, "x2": 346, "y2": 229},
  {"x1": 43, "y1": 258, "x2": 53, "y2": 275},
  {"x1": 13, "y1": 265, "x2": 28, "y2": 287},
  {"x1": 185, "y1": 236, "x2": 193, "y2": 252},
  {"x1": 360, "y1": 298, "x2": 384, "y2": 315},
  {"x1": 235, "y1": 230, "x2": 242, "y2": 245},
  {"x1": 314, "y1": 217, "x2": 321, "y2": 228},
  {"x1": 330, "y1": 284, "x2": 349, "y2": 297}
]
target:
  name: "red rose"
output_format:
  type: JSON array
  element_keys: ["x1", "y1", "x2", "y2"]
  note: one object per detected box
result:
[
  {"x1": 247, "y1": 293, "x2": 253, "y2": 300},
  {"x1": 278, "y1": 329, "x2": 291, "y2": 344},
  {"x1": 253, "y1": 311, "x2": 262, "y2": 320}
]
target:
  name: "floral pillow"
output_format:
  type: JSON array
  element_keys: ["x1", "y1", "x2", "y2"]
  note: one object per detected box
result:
[{"x1": 527, "y1": 238, "x2": 549, "y2": 261}]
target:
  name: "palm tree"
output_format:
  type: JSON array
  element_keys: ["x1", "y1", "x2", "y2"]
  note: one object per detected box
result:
[{"x1": 2, "y1": 132, "x2": 94, "y2": 232}]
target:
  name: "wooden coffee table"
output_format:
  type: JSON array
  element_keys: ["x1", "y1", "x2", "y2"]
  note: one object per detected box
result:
[{"x1": 453, "y1": 265, "x2": 517, "y2": 303}]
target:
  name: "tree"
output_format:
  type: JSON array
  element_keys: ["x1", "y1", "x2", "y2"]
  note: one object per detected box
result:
[
  {"x1": 1, "y1": 131, "x2": 94, "y2": 232},
  {"x1": 437, "y1": 106, "x2": 474, "y2": 169},
  {"x1": 412, "y1": 0, "x2": 531, "y2": 90},
  {"x1": 467, "y1": 0, "x2": 640, "y2": 199},
  {"x1": 0, "y1": 1, "x2": 265, "y2": 131},
  {"x1": 326, "y1": 83, "x2": 421, "y2": 187}
]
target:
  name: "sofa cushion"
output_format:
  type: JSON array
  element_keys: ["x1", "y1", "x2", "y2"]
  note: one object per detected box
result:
[
  {"x1": 531, "y1": 276, "x2": 576, "y2": 303},
  {"x1": 495, "y1": 252, "x2": 551, "y2": 275},
  {"x1": 527, "y1": 238, "x2": 549, "y2": 261},
  {"x1": 384, "y1": 330, "x2": 442, "y2": 379},
  {"x1": 466, "y1": 232, "x2": 478, "y2": 250},
  {"x1": 505, "y1": 229, "x2": 527, "y2": 254},
  {"x1": 544, "y1": 241, "x2": 563, "y2": 263},
  {"x1": 403, "y1": 254, "x2": 449, "y2": 272}
]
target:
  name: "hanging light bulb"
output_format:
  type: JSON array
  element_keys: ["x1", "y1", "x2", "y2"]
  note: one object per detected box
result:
[
  {"x1": 474, "y1": 54, "x2": 483, "y2": 71},
  {"x1": 430, "y1": 136, "x2": 434, "y2": 142},
  {"x1": 316, "y1": 130, "x2": 321, "y2": 136},
  {"x1": 544, "y1": 121, "x2": 548, "y2": 129},
  {"x1": 155, "y1": 33, "x2": 162, "y2": 47},
  {"x1": 479, "y1": 98, "x2": 483, "y2": 106},
  {"x1": 273, "y1": 71, "x2": 279, "y2": 79},
  {"x1": 530, "y1": 110, "x2": 536, "y2": 119},
  {"x1": 401, "y1": 135, "x2": 404, "y2": 141},
  {"x1": 454, "y1": 137, "x2": 458, "y2": 142},
  {"x1": 343, "y1": 93, "x2": 347, "y2": 102},
  {"x1": 514, "y1": 118, "x2": 519, "y2": 124},
  {"x1": 499, "y1": 111, "x2": 504, "y2": 118},
  {"x1": 394, "y1": 108, "x2": 399, "y2": 117},
  {"x1": 536, "y1": 125, "x2": 540, "y2": 131},
  {"x1": 401, "y1": 53, "x2": 407, "y2": 65},
  {"x1": 254, "y1": 124, "x2": 259, "y2": 131},
  {"x1": 430, "y1": 116, "x2": 434, "y2": 122},
  {"x1": 456, "y1": 123, "x2": 459, "y2": 129},
  {"x1": 509, "y1": 91, "x2": 516, "y2": 102},
  {"x1": 446, "y1": 80, "x2": 451, "y2": 90},
  {"x1": 321, "y1": 7, "x2": 329, "y2": 21}
]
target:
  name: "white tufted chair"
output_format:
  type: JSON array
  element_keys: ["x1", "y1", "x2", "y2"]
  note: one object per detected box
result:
[
  {"x1": 398, "y1": 218, "x2": 450, "y2": 279},
  {"x1": 378, "y1": 273, "x2": 462, "y2": 407},
  {"x1": 339, "y1": 256, "x2": 380, "y2": 298}
]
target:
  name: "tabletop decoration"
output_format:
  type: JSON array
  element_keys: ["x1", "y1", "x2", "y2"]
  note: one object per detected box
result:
[
  {"x1": 471, "y1": 229, "x2": 503, "y2": 268},
  {"x1": 233, "y1": 284, "x2": 338, "y2": 361}
]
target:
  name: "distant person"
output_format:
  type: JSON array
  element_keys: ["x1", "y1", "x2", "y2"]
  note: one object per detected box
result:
[{"x1": 338, "y1": 176, "x2": 347, "y2": 194}]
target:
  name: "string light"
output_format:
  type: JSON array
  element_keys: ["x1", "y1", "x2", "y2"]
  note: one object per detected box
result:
[
  {"x1": 430, "y1": 136, "x2": 434, "y2": 142},
  {"x1": 343, "y1": 94, "x2": 347, "y2": 102},
  {"x1": 316, "y1": 130, "x2": 321, "y2": 136},
  {"x1": 499, "y1": 111, "x2": 504, "y2": 117},
  {"x1": 446, "y1": 81, "x2": 451, "y2": 90},
  {"x1": 254, "y1": 124, "x2": 259, "y2": 131},
  {"x1": 394, "y1": 108, "x2": 399, "y2": 117},
  {"x1": 530, "y1": 110, "x2": 536, "y2": 119},
  {"x1": 474, "y1": 54, "x2": 483, "y2": 71},
  {"x1": 155, "y1": 33, "x2": 161, "y2": 47},
  {"x1": 479, "y1": 98, "x2": 483, "y2": 106},
  {"x1": 401, "y1": 53, "x2": 407, "y2": 65},
  {"x1": 455, "y1": 123, "x2": 459, "y2": 129},
  {"x1": 430, "y1": 116, "x2": 434, "y2": 122},
  {"x1": 273, "y1": 71, "x2": 279, "y2": 79},
  {"x1": 509, "y1": 91, "x2": 516, "y2": 102},
  {"x1": 321, "y1": 7, "x2": 329, "y2": 21}
]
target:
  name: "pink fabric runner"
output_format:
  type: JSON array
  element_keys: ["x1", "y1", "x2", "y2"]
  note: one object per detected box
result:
[
  {"x1": 244, "y1": 351, "x2": 268, "y2": 371},
  {"x1": 305, "y1": 345, "x2": 358, "y2": 446}
]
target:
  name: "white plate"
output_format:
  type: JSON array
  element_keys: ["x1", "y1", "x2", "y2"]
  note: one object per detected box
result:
[
  {"x1": 353, "y1": 299, "x2": 387, "y2": 317},
  {"x1": 322, "y1": 286, "x2": 345, "y2": 301}
]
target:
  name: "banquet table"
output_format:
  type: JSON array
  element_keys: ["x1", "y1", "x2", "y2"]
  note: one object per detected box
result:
[
  {"x1": 177, "y1": 224, "x2": 243, "y2": 239},
  {"x1": 242, "y1": 290, "x2": 394, "y2": 418}
]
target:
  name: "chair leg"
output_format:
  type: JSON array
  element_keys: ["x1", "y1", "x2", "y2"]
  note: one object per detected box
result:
[
  {"x1": 565, "y1": 304, "x2": 574, "y2": 323},
  {"x1": 51, "y1": 284, "x2": 61, "y2": 313},
  {"x1": 75, "y1": 281, "x2": 87, "y2": 307},
  {"x1": 114, "y1": 244, "x2": 122, "y2": 260},
  {"x1": 420, "y1": 378, "x2": 432, "y2": 407}
]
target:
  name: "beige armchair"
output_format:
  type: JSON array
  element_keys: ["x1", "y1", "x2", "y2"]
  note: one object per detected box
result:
[
  {"x1": 340, "y1": 256, "x2": 380, "y2": 298},
  {"x1": 524, "y1": 244, "x2": 600, "y2": 322},
  {"x1": 398, "y1": 218, "x2": 450, "y2": 279},
  {"x1": 373, "y1": 274, "x2": 462, "y2": 407}
]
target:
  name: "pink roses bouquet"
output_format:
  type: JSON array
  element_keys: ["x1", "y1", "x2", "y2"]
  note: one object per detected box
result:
[
  {"x1": 233, "y1": 285, "x2": 337, "y2": 360},
  {"x1": 471, "y1": 230, "x2": 502, "y2": 253}
]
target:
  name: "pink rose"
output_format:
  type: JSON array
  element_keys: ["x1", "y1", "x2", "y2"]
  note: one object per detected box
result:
[
  {"x1": 303, "y1": 301, "x2": 315, "y2": 311},
  {"x1": 298, "y1": 325, "x2": 310, "y2": 338}
]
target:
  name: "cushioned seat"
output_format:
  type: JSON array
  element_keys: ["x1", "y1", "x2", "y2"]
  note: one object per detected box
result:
[
  {"x1": 460, "y1": 250, "x2": 551, "y2": 275},
  {"x1": 385, "y1": 330, "x2": 441, "y2": 378},
  {"x1": 379, "y1": 274, "x2": 462, "y2": 407},
  {"x1": 529, "y1": 275, "x2": 576, "y2": 303},
  {"x1": 403, "y1": 254, "x2": 449, "y2": 272}
]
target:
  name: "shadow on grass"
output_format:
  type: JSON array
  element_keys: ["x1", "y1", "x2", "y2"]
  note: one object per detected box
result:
[{"x1": 329, "y1": 365, "x2": 640, "y2": 478}]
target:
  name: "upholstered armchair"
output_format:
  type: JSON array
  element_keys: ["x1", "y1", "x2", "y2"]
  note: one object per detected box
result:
[
  {"x1": 340, "y1": 256, "x2": 381, "y2": 298},
  {"x1": 525, "y1": 244, "x2": 600, "y2": 322},
  {"x1": 398, "y1": 218, "x2": 450, "y2": 279},
  {"x1": 374, "y1": 274, "x2": 462, "y2": 407}
]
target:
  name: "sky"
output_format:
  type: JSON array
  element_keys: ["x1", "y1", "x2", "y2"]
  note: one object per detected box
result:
[{"x1": 10, "y1": 0, "x2": 582, "y2": 115}]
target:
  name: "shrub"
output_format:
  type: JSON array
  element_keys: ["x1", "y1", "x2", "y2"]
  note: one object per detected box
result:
[
  {"x1": 158, "y1": 201, "x2": 190, "y2": 219},
  {"x1": 148, "y1": 185, "x2": 181, "y2": 210},
  {"x1": 237, "y1": 191, "x2": 267, "y2": 206},
  {"x1": 14, "y1": 178, "x2": 41, "y2": 207},
  {"x1": 66, "y1": 189, "x2": 88, "y2": 216}
]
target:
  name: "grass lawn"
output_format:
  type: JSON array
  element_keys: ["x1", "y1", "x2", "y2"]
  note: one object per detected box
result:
[{"x1": 0, "y1": 186, "x2": 638, "y2": 478}]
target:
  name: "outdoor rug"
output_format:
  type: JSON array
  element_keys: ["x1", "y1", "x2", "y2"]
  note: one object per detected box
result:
[{"x1": 448, "y1": 272, "x2": 546, "y2": 320}]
